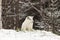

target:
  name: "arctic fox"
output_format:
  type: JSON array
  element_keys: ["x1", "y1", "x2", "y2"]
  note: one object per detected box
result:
[{"x1": 21, "y1": 16, "x2": 34, "y2": 31}]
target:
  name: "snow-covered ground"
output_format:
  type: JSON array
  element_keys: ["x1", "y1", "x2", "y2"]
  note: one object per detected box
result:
[{"x1": 0, "y1": 29, "x2": 60, "y2": 40}]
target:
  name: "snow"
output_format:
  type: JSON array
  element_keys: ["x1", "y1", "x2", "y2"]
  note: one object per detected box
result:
[{"x1": 0, "y1": 29, "x2": 60, "y2": 40}]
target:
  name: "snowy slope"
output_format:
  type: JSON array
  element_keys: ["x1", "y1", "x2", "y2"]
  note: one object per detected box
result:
[{"x1": 0, "y1": 29, "x2": 60, "y2": 40}]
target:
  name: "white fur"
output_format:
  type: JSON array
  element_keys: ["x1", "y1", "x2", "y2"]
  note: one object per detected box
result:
[{"x1": 21, "y1": 16, "x2": 34, "y2": 31}]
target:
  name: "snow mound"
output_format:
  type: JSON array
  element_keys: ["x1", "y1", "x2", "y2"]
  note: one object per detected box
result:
[{"x1": 0, "y1": 29, "x2": 60, "y2": 40}]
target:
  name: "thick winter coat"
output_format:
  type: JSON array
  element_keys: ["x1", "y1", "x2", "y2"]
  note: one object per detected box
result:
[{"x1": 21, "y1": 16, "x2": 34, "y2": 31}]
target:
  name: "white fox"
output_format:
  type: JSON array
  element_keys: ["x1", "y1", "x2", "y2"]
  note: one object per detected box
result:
[{"x1": 21, "y1": 16, "x2": 34, "y2": 31}]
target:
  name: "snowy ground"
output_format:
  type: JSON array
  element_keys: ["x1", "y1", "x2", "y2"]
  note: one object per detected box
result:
[{"x1": 0, "y1": 29, "x2": 60, "y2": 40}]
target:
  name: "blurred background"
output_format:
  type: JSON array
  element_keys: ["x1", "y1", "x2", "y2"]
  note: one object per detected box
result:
[{"x1": 1, "y1": 0, "x2": 60, "y2": 35}]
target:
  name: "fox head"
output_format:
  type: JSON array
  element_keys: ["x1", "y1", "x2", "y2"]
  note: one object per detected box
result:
[{"x1": 26, "y1": 16, "x2": 34, "y2": 20}]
